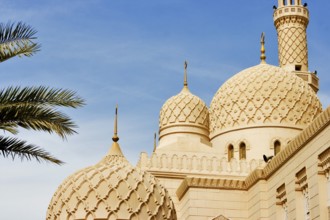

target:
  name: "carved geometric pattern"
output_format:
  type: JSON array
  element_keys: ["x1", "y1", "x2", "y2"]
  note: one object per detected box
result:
[
  {"x1": 159, "y1": 88, "x2": 209, "y2": 129},
  {"x1": 47, "y1": 155, "x2": 177, "y2": 220},
  {"x1": 210, "y1": 64, "x2": 322, "y2": 136},
  {"x1": 278, "y1": 25, "x2": 308, "y2": 67}
]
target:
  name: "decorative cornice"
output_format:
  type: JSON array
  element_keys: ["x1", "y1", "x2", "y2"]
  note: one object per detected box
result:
[
  {"x1": 159, "y1": 123, "x2": 210, "y2": 140},
  {"x1": 147, "y1": 171, "x2": 188, "y2": 179},
  {"x1": 295, "y1": 167, "x2": 307, "y2": 191},
  {"x1": 318, "y1": 147, "x2": 330, "y2": 166},
  {"x1": 244, "y1": 169, "x2": 265, "y2": 189},
  {"x1": 274, "y1": 14, "x2": 309, "y2": 28},
  {"x1": 210, "y1": 124, "x2": 304, "y2": 140},
  {"x1": 318, "y1": 147, "x2": 330, "y2": 176},
  {"x1": 177, "y1": 177, "x2": 246, "y2": 200},
  {"x1": 276, "y1": 184, "x2": 287, "y2": 206}
]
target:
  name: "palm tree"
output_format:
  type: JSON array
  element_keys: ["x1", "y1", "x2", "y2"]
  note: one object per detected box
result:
[{"x1": 0, "y1": 22, "x2": 85, "y2": 164}]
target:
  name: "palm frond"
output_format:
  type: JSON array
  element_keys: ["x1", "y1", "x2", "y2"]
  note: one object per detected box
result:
[
  {"x1": 0, "y1": 86, "x2": 85, "y2": 108},
  {"x1": 0, "y1": 136, "x2": 63, "y2": 165},
  {"x1": 0, "y1": 105, "x2": 77, "y2": 138},
  {"x1": 0, "y1": 21, "x2": 41, "y2": 62},
  {"x1": 0, "y1": 122, "x2": 19, "y2": 134}
]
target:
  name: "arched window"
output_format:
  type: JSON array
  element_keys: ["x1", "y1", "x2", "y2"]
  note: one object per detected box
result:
[
  {"x1": 239, "y1": 142, "x2": 246, "y2": 160},
  {"x1": 274, "y1": 140, "x2": 281, "y2": 156},
  {"x1": 228, "y1": 144, "x2": 234, "y2": 162}
]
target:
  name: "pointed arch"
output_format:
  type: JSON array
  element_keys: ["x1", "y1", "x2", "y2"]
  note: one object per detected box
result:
[
  {"x1": 239, "y1": 142, "x2": 246, "y2": 160},
  {"x1": 274, "y1": 140, "x2": 281, "y2": 155},
  {"x1": 228, "y1": 144, "x2": 234, "y2": 162}
]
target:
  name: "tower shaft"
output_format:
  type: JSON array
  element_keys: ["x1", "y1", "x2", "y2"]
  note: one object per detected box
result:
[
  {"x1": 273, "y1": 0, "x2": 319, "y2": 92},
  {"x1": 274, "y1": 1, "x2": 309, "y2": 71}
]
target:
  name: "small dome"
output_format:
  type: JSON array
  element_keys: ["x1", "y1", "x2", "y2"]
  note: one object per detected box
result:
[
  {"x1": 47, "y1": 142, "x2": 177, "y2": 220},
  {"x1": 159, "y1": 86, "x2": 209, "y2": 138},
  {"x1": 47, "y1": 107, "x2": 177, "y2": 220},
  {"x1": 210, "y1": 63, "x2": 322, "y2": 139}
]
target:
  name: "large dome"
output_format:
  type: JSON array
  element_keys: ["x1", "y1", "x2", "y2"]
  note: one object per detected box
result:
[
  {"x1": 159, "y1": 86, "x2": 209, "y2": 139},
  {"x1": 47, "y1": 141, "x2": 177, "y2": 220},
  {"x1": 209, "y1": 63, "x2": 322, "y2": 139}
]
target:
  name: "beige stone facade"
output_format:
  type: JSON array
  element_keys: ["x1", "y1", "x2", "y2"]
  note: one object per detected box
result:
[
  {"x1": 138, "y1": 1, "x2": 330, "y2": 219},
  {"x1": 47, "y1": 1, "x2": 330, "y2": 220}
]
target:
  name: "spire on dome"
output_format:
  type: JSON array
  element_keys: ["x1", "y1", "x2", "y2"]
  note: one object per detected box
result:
[
  {"x1": 184, "y1": 60, "x2": 188, "y2": 87},
  {"x1": 260, "y1": 32, "x2": 266, "y2": 64},
  {"x1": 153, "y1": 132, "x2": 157, "y2": 152},
  {"x1": 108, "y1": 104, "x2": 123, "y2": 156},
  {"x1": 112, "y1": 104, "x2": 119, "y2": 142},
  {"x1": 182, "y1": 60, "x2": 190, "y2": 93}
]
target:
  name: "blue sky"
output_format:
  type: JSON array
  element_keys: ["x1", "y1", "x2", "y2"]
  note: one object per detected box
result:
[{"x1": 1, "y1": 0, "x2": 330, "y2": 219}]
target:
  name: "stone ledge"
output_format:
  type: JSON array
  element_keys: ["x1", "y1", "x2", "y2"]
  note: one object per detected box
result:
[{"x1": 177, "y1": 177, "x2": 246, "y2": 200}]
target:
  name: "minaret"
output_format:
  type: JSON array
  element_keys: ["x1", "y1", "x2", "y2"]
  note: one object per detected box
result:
[{"x1": 273, "y1": 0, "x2": 319, "y2": 92}]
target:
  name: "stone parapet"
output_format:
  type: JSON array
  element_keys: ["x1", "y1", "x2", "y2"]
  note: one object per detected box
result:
[
  {"x1": 273, "y1": 6, "x2": 309, "y2": 23},
  {"x1": 138, "y1": 152, "x2": 265, "y2": 177}
]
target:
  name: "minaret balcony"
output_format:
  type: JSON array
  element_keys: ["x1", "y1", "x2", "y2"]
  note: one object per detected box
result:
[
  {"x1": 273, "y1": 6, "x2": 309, "y2": 21},
  {"x1": 294, "y1": 71, "x2": 319, "y2": 93}
]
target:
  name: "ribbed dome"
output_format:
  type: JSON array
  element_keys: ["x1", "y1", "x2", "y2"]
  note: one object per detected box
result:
[
  {"x1": 159, "y1": 86, "x2": 209, "y2": 137},
  {"x1": 47, "y1": 142, "x2": 177, "y2": 220},
  {"x1": 210, "y1": 64, "x2": 322, "y2": 138}
]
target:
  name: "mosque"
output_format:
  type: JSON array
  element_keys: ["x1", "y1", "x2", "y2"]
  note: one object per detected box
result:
[{"x1": 46, "y1": 1, "x2": 330, "y2": 219}]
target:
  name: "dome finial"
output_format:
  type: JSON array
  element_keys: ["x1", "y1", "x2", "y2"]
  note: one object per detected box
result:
[
  {"x1": 184, "y1": 60, "x2": 188, "y2": 87},
  {"x1": 112, "y1": 104, "x2": 119, "y2": 142},
  {"x1": 260, "y1": 32, "x2": 266, "y2": 64},
  {"x1": 153, "y1": 132, "x2": 157, "y2": 152},
  {"x1": 107, "y1": 104, "x2": 124, "y2": 156}
]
